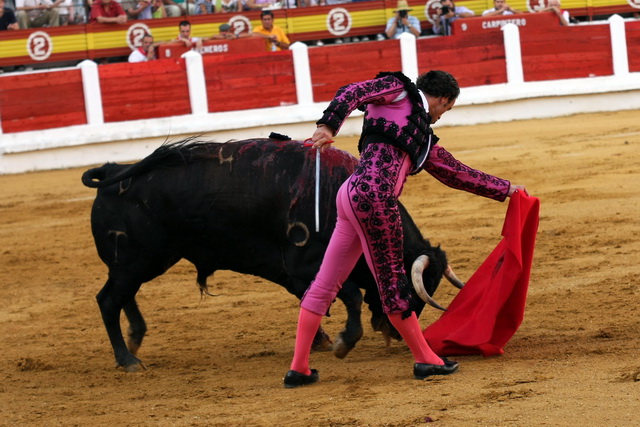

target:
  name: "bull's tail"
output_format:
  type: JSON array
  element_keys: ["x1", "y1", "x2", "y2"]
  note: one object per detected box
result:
[
  {"x1": 81, "y1": 164, "x2": 119, "y2": 188},
  {"x1": 196, "y1": 270, "x2": 217, "y2": 298},
  {"x1": 81, "y1": 137, "x2": 212, "y2": 189}
]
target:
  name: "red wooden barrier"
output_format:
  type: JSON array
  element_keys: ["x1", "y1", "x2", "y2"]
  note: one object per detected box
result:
[
  {"x1": 157, "y1": 36, "x2": 269, "y2": 59},
  {"x1": 309, "y1": 40, "x2": 403, "y2": 103},
  {"x1": 417, "y1": 32, "x2": 508, "y2": 87},
  {"x1": 203, "y1": 50, "x2": 297, "y2": 112},
  {"x1": 627, "y1": 20, "x2": 640, "y2": 73},
  {"x1": 520, "y1": 24, "x2": 613, "y2": 81},
  {"x1": 98, "y1": 59, "x2": 191, "y2": 122},
  {"x1": 0, "y1": 69, "x2": 86, "y2": 133},
  {"x1": 451, "y1": 11, "x2": 560, "y2": 35}
]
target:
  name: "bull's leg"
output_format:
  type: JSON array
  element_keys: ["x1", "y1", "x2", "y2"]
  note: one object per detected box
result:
[
  {"x1": 333, "y1": 281, "x2": 364, "y2": 359},
  {"x1": 96, "y1": 278, "x2": 145, "y2": 372},
  {"x1": 364, "y1": 286, "x2": 401, "y2": 345},
  {"x1": 123, "y1": 298, "x2": 147, "y2": 356},
  {"x1": 311, "y1": 326, "x2": 333, "y2": 352}
]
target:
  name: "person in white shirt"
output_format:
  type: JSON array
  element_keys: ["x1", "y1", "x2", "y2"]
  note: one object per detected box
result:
[
  {"x1": 482, "y1": 0, "x2": 520, "y2": 16},
  {"x1": 56, "y1": 0, "x2": 74, "y2": 24},
  {"x1": 16, "y1": 0, "x2": 60, "y2": 28},
  {"x1": 385, "y1": 0, "x2": 421, "y2": 40},
  {"x1": 175, "y1": 19, "x2": 203, "y2": 51},
  {"x1": 128, "y1": 33, "x2": 158, "y2": 63},
  {"x1": 538, "y1": 0, "x2": 570, "y2": 26}
]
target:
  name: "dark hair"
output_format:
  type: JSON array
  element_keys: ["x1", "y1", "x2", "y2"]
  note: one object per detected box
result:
[
  {"x1": 178, "y1": 20, "x2": 191, "y2": 27},
  {"x1": 260, "y1": 10, "x2": 274, "y2": 18},
  {"x1": 416, "y1": 70, "x2": 460, "y2": 101}
]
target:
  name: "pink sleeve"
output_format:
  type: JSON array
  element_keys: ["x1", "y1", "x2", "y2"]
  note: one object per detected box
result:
[
  {"x1": 424, "y1": 144, "x2": 511, "y2": 201},
  {"x1": 317, "y1": 75, "x2": 406, "y2": 135}
]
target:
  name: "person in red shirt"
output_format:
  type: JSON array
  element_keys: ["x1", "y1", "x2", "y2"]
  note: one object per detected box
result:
[{"x1": 90, "y1": 0, "x2": 127, "y2": 24}]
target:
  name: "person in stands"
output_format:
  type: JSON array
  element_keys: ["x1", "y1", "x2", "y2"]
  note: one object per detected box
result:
[
  {"x1": 432, "y1": 0, "x2": 474, "y2": 36},
  {"x1": 385, "y1": 0, "x2": 421, "y2": 40},
  {"x1": 163, "y1": 0, "x2": 195, "y2": 17},
  {"x1": 207, "y1": 22, "x2": 251, "y2": 39},
  {"x1": 537, "y1": 0, "x2": 570, "y2": 26},
  {"x1": 252, "y1": 9, "x2": 290, "y2": 52},
  {"x1": 175, "y1": 19, "x2": 203, "y2": 50},
  {"x1": 194, "y1": 0, "x2": 213, "y2": 14},
  {"x1": 128, "y1": 33, "x2": 158, "y2": 62},
  {"x1": 127, "y1": 0, "x2": 153, "y2": 19},
  {"x1": 482, "y1": 0, "x2": 521, "y2": 16},
  {"x1": 15, "y1": 0, "x2": 60, "y2": 29},
  {"x1": 89, "y1": 0, "x2": 126, "y2": 24},
  {"x1": 0, "y1": 0, "x2": 19, "y2": 29},
  {"x1": 151, "y1": 0, "x2": 166, "y2": 18}
]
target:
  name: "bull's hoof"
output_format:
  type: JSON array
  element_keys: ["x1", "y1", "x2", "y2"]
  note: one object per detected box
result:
[
  {"x1": 311, "y1": 328, "x2": 333, "y2": 352},
  {"x1": 332, "y1": 336, "x2": 353, "y2": 359},
  {"x1": 120, "y1": 361, "x2": 147, "y2": 372},
  {"x1": 311, "y1": 340, "x2": 333, "y2": 352}
]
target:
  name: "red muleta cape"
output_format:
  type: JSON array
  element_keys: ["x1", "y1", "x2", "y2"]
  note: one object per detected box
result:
[{"x1": 423, "y1": 191, "x2": 540, "y2": 357}]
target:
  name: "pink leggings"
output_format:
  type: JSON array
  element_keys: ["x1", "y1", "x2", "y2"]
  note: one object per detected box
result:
[{"x1": 301, "y1": 142, "x2": 414, "y2": 316}]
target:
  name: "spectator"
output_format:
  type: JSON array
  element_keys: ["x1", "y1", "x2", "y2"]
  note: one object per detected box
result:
[
  {"x1": 538, "y1": 0, "x2": 569, "y2": 26},
  {"x1": 1, "y1": 0, "x2": 18, "y2": 29},
  {"x1": 252, "y1": 9, "x2": 290, "y2": 51},
  {"x1": 207, "y1": 22, "x2": 250, "y2": 39},
  {"x1": 175, "y1": 19, "x2": 203, "y2": 50},
  {"x1": 16, "y1": 0, "x2": 60, "y2": 28},
  {"x1": 89, "y1": 0, "x2": 126, "y2": 24},
  {"x1": 73, "y1": 0, "x2": 86, "y2": 23},
  {"x1": 217, "y1": 0, "x2": 241, "y2": 12},
  {"x1": 244, "y1": 0, "x2": 278, "y2": 10},
  {"x1": 163, "y1": 0, "x2": 195, "y2": 17},
  {"x1": 128, "y1": 33, "x2": 158, "y2": 62},
  {"x1": 482, "y1": 0, "x2": 520, "y2": 16},
  {"x1": 56, "y1": 0, "x2": 75, "y2": 24},
  {"x1": 151, "y1": 0, "x2": 166, "y2": 17},
  {"x1": 432, "y1": 0, "x2": 474, "y2": 36},
  {"x1": 385, "y1": 0, "x2": 420, "y2": 40},
  {"x1": 194, "y1": 0, "x2": 212, "y2": 14},
  {"x1": 127, "y1": 0, "x2": 152, "y2": 19}
]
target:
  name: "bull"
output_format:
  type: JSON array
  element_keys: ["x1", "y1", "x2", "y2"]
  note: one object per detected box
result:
[{"x1": 81, "y1": 138, "x2": 463, "y2": 372}]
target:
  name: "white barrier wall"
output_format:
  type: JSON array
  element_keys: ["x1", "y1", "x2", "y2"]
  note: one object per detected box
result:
[{"x1": 1, "y1": 17, "x2": 639, "y2": 175}]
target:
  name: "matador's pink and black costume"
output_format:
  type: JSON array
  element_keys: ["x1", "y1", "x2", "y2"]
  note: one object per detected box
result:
[{"x1": 286, "y1": 71, "x2": 512, "y2": 388}]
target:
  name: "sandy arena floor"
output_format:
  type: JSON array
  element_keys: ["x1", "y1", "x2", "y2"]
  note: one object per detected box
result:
[{"x1": 1, "y1": 110, "x2": 638, "y2": 426}]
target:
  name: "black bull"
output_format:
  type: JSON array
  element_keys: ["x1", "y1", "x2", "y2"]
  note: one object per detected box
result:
[{"x1": 82, "y1": 138, "x2": 457, "y2": 371}]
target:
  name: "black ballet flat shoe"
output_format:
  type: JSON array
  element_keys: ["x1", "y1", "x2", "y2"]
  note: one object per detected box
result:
[
  {"x1": 413, "y1": 359, "x2": 459, "y2": 380},
  {"x1": 283, "y1": 369, "x2": 319, "y2": 388}
]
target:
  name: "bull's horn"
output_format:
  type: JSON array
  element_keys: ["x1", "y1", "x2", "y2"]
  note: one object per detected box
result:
[
  {"x1": 444, "y1": 265, "x2": 465, "y2": 289},
  {"x1": 411, "y1": 255, "x2": 447, "y2": 311}
]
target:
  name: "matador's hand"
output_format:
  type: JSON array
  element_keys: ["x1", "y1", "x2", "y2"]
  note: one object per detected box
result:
[
  {"x1": 508, "y1": 184, "x2": 529, "y2": 197},
  {"x1": 312, "y1": 124, "x2": 335, "y2": 150}
]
